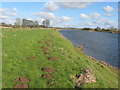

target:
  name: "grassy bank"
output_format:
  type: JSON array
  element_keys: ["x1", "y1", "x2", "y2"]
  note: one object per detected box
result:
[{"x1": 2, "y1": 28, "x2": 118, "y2": 88}]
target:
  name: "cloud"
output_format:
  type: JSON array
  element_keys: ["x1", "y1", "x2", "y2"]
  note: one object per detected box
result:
[
  {"x1": 104, "y1": 20, "x2": 115, "y2": 26},
  {"x1": 0, "y1": 8, "x2": 17, "y2": 17},
  {"x1": 103, "y1": 6, "x2": 114, "y2": 12},
  {"x1": 93, "y1": 18, "x2": 108, "y2": 24},
  {"x1": 53, "y1": 0, "x2": 103, "y2": 2},
  {"x1": 90, "y1": 12, "x2": 101, "y2": 18},
  {"x1": 93, "y1": 18, "x2": 115, "y2": 27},
  {"x1": 0, "y1": 8, "x2": 18, "y2": 24},
  {"x1": 13, "y1": 8, "x2": 18, "y2": 12},
  {"x1": 80, "y1": 13, "x2": 91, "y2": 20},
  {"x1": 58, "y1": 2, "x2": 91, "y2": 9},
  {"x1": 35, "y1": 18, "x2": 44, "y2": 24},
  {"x1": 104, "y1": 13, "x2": 114, "y2": 17},
  {"x1": 43, "y1": 1, "x2": 58, "y2": 11},
  {"x1": 80, "y1": 12, "x2": 101, "y2": 20},
  {"x1": 33, "y1": 11, "x2": 73, "y2": 27},
  {"x1": 0, "y1": 14, "x2": 8, "y2": 19},
  {"x1": 80, "y1": 22, "x2": 93, "y2": 27},
  {"x1": 33, "y1": 12, "x2": 56, "y2": 20},
  {"x1": 60, "y1": 16, "x2": 73, "y2": 22}
]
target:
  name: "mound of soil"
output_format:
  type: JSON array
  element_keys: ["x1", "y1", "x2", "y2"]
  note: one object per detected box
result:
[
  {"x1": 78, "y1": 45, "x2": 83, "y2": 51},
  {"x1": 41, "y1": 74, "x2": 53, "y2": 79},
  {"x1": 48, "y1": 57, "x2": 57, "y2": 61},
  {"x1": 38, "y1": 40, "x2": 42, "y2": 43},
  {"x1": 41, "y1": 46, "x2": 48, "y2": 50},
  {"x1": 26, "y1": 57, "x2": 35, "y2": 60},
  {"x1": 44, "y1": 52, "x2": 49, "y2": 55},
  {"x1": 45, "y1": 40, "x2": 52, "y2": 44},
  {"x1": 41, "y1": 46, "x2": 48, "y2": 52},
  {"x1": 13, "y1": 84, "x2": 28, "y2": 88},
  {"x1": 41, "y1": 67, "x2": 55, "y2": 73},
  {"x1": 14, "y1": 77, "x2": 30, "y2": 83},
  {"x1": 70, "y1": 68, "x2": 96, "y2": 86},
  {"x1": 41, "y1": 49, "x2": 47, "y2": 52}
]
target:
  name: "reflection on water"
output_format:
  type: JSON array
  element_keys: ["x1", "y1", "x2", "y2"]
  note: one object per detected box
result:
[{"x1": 59, "y1": 30, "x2": 119, "y2": 68}]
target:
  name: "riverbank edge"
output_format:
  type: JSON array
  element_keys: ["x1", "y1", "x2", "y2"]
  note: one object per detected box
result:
[
  {"x1": 57, "y1": 30, "x2": 119, "y2": 71},
  {"x1": 56, "y1": 28, "x2": 120, "y2": 34}
]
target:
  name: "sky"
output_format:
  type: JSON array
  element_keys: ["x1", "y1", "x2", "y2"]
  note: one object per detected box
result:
[{"x1": 0, "y1": 1, "x2": 119, "y2": 28}]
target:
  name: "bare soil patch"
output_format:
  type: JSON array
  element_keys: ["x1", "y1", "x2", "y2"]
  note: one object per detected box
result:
[
  {"x1": 48, "y1": 57, "x2": 57, "y2": 61},
  {"x1": 41, "y1": 74, "x2": 53, "y2": 79},
  {"x1": 38, "y1": 40, "x2": 42, "y2": 43},
  {"x1": 70, "y1": 68, "x2": 96, "y2": 87},
  {"x1": 14, "y1": 77, "x2": 30, "y2": 83},
  {"x1": 44, "y1": 52, "x2": 49, "y2": 55},
  {"x1": 13, "y1": 84, "x2": 28, "y2": 88},
  {"x1": 41, "y1": 67, "x2": 55, "y2": 73},
  {"x1": 41, "y1": 46, "x2": 48, "y2": 50}
]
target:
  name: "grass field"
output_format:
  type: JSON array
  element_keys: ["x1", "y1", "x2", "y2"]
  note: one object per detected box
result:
[{"x1": 2, "y1": 28, "x2": 118, "y2": 88}]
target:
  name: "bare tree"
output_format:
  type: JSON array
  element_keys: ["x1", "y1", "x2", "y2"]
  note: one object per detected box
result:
[
  {"x1": 42, "y1": 19, "x2": 50, "y2": 27},
  {"x1": 34, "y1": 21, "x2": 39, "y2": 27},
  {"x1": 14, "y1": 18, "x2": 21, "y2": 28}
]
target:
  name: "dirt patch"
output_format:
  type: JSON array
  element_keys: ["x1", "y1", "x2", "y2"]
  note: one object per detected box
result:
[
  {"x1": 38, "y1": 40, "x2": 42, "y2": 43},
  {"x1": 78, "y1": 45, "x2": 84, "y2": 52},
  {"x1": 14, "y1": 77, "x2": 30, "y2": 83},
  {"x1": 70, "y1": 68, "x2": 96, "y2": 87},
  {"x1": 41, "y1": 74, "x2": 53, "y2": 79},
  {"x1": 44, "y1": 52, "x2": 49, "y2": 55},
  {"x1": 41, "y1": 67, "x2": 55, "y2": 73},
  {"x1": 41, "y1": 46, "x2": 48, "y2": 50},
  {"x1": 41, "y1": 46, "x2": 48, "y2": 52},
  {"x1": 48, "y1": 57, "x2": 57, "y2": 61},
  {"x1": 41, "y1": 49, "x2": 48, "y2": 52},
  {"x1": 45, "y1": 40, "x2": 52, "y2": 44},
  {"x1": 13, "y1": 84, "x2": 28, "y2": 88},
  {"x1": 26, "y1": 57, "x2": 35, "y2": 60}
]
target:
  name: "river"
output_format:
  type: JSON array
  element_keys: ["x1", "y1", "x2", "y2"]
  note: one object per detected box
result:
[{"x1": 59, "y1": 29, "x2": 119, "y2": 68}]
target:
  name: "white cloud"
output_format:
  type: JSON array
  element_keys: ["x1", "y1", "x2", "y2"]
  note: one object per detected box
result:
[
  {"x1": 80, "y1": 22, "x2": 93, "y2": 26},
  {"x1": 90, "y1": 12, "x2": 101, "y2": 18},
  {"x1": 80, "y1": 12, "x2": 101, "y2": 20},
  {"x1": 0, "y1": 8, "x2": 18, "y2": 24},
  {"x1": 13, "y1": 8, "x2": 17, "y2": 12},
  {"x1": 93, "y1": 18, "x2": 108, "y2": 24},
  {"x1": 0, "y1": 14, "x2": 8, "y2": 19},
  {"x1": 0, "y1": 8, "x2": 17, "y2": 16},
  {"x1": 80, "y1": 13, "x2": 91, "y2": 20},
  {"x1": 34, "y1": 12, "x2": 56, "y2": 20},
  {"x1": 58, "y1": 2, "x2": 91, "y2": 9},
  {"x1": 35, "y1": 18, "x2": 44, "y2": 24},
  {"x1": 33, "y1": 11, "x2": 74, "y2": 27},
  {"x1": 104, "y1": 21, "x2": 115, "y2": 26},
  {"x1": 104, "y1": 13, "x2": 114, "y2": 17},
  {"x1": 53, "y1": 0, "x2": 103, "y2": 2},
  {"x1": 103, "y1": 6, "x2": 114, "y2": 12},
  {"x1": 43, "y1": 1, "x2": 58, "y2": 11},
  {"x1": 93, "y1": 18, "x2": 115, "y2": 27},
  {"x1": 60, "y1": 16, "x2": 73, "y2": 22}
]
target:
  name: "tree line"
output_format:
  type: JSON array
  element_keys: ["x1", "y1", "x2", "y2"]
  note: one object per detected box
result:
[
  {"x1": 82, "y1": 27, "x2": 118, "y2": 32},
  {"x1": 0, "y1": 18, "x2": 50, "y2": 28}
]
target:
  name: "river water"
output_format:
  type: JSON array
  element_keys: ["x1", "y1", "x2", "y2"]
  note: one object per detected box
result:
[{"x1": 59, "y1": 29, "x2": 119, "y2": 68}]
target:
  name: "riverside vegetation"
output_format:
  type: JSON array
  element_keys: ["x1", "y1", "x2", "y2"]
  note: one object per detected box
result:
[{"x1": 2, "y1": 28, "x2": 119, "y2": 88}]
